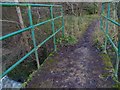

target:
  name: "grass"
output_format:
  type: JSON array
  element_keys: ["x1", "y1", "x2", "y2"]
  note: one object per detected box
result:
[
  {"x1": 93, "y1": 26, "x2": 105, "y2": 51},
  {"x1": 56, "y1": 14, "x2": 99, "y2": 46},
  {"x1": 64, "y1": 14, "x2": 99, "y2": 38}
]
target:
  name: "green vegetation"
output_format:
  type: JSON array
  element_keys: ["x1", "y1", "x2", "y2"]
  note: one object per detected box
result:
[
  {"x1": 22, "y1": 70, "x2": 37, "y2": 88},
  {"x1": 93, "y1": 28, "x2": 105, "y2": 52},
  {"x1": 84, "y1": 3, "x2": 98, "y2": 14},
  {"x1": 112, "y1": 81, "x2": 120, "y2": 88},
  {"x1": 57, "y1": 35, "x2": 77, "y2": 45},
  {"x1": 56, "y1": 14, "x2": 99, "y2": 46},
  {"x1": 64, "y1": 15, "x2": 99, "y2": 38},
  {"x1": 22, "y1": 51, "x2": 58, "y2": 87},
  {"x1": 100, "y1": 53, "x2": 114, "y2": 73},
  {"x1": 93, "y1": 17, "x2": 120, "y2": 88}
]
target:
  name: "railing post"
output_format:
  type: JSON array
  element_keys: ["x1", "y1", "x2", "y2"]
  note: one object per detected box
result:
[
  {"x1": 104, "y1": 3, "x2": 110, "y2": 53},
  {"x1": 118, "y1": 2, "x2": 120, "y2": 79},
  {"x1": 28, "y1": 5, "x2": 40, "y2": 69},
  {"x1": 115, "y1": 2, "x2": 120, "y2": 79},
  {"x1": 61, "y1": 7, "x2": 64, "y2": 37},
  {"x1": 50, "y1": 6, "x2": 57, "y2": 51}
]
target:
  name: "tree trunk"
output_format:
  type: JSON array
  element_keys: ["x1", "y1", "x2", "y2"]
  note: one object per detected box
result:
[{"x1": 15, "y1": 0, "x2": 31, "y2": 52}]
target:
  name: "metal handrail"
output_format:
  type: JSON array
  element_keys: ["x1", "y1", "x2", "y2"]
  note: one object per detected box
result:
[
  {"x1": 100, "y1": 2, "x2": 120, "y2": 79},
  {"x1": 0, "y1": 2, "x2": 64, "y2": 78}
]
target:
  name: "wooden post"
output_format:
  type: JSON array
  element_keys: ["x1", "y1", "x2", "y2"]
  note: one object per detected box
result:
[{"x1": 15, "y1": 0, "x2": 31, "y2": 52}]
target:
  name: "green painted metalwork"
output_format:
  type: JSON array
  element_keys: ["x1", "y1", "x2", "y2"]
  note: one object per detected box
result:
[
  {"x1": 0, "y1": 2, "x2": 64, "y2": 78},
  {"x1": 100, "y1": 2, "x2": 120, "y2": 79},
  {"x1": 0, "y1": 15, "x2": 62, "y2": 41},
  {"x1": 28, "y1": 5, "x2": 40, "y2": 69},
  {"x1": 50, "y1": 6, "x2": 56, "y2": 51},
  {"x1": 0, "y1": 3, "x2": 61, "y2": 7},
  {"x1": 104, "y1": 3, "x2": 110, "y2": 53}
]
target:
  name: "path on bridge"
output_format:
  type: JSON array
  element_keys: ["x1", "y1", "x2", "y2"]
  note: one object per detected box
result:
[{"x1": 26, "y1": 20, "x2": 114, "y2": 88}]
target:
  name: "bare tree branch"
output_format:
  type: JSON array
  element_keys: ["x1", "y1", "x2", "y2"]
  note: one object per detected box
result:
[
  {"x1": 0, "y1": 19, "x2": 21, "y2": 29},
  {"x1": 0, "y1": 19, "x2": 20, "y2": 24}
]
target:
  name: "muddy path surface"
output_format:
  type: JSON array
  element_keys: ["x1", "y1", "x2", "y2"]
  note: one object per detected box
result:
[{"x1": 26, "y1": 20, "x2": 115, "y2": 88}]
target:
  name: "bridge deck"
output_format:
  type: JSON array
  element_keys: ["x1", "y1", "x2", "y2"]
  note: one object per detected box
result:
[{"x1": 26, "y1": 20, "x2": 114, "y2": 88}]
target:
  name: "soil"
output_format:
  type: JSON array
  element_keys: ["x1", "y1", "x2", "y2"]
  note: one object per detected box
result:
[{"x1": 26, "y1": 20, "x2": 115, "y2": 88}]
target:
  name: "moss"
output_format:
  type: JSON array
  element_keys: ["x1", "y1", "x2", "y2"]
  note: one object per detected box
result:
[
  {"x1": 101, "y1": 73, "x2": 111, "y2": 78},
  {"x1": 97, "y1": 53, "x2": 114, "y2": 80},
  {"x1": 22, "y1": 70, "x2": 37, "y2": 88},
  {"x1": 112, "y1": 82, "x2": 120, "y2": 88},
  {"x1": 22, "y1": 51, "x2": 57, "y2": 87},
  {"x1": 49, "y1": 53, "x2": 54, "y2": 57},
  {"x1": 48, "y1": 59, "x2": 55, "y2": 63},
  {"x1": 100, "y1": 53, "x2": 113, "y2": 69},
  {"x1": 93, "y1": 21, "x2": 120, "y2": 88},
  {"x1": 100, "y1": 53, "x2": 114, "y2": 75}
]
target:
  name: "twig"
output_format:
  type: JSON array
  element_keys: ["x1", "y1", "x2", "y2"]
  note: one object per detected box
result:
[
  {"x1": 0, "y1": 19, "x2": 20, "y2": 25},
  {"x1": 0, "y1": 19, "x2": 21, "y2": 29}
]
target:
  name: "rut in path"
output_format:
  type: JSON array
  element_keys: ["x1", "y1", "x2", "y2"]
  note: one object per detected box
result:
[{"x1": 26, "y1": 20, "x2": 114, "y2": 88}]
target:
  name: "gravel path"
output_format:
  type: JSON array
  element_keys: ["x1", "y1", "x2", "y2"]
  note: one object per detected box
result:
[{"x1": 26, "y1": 20, "x2": 114, "y2": 88}]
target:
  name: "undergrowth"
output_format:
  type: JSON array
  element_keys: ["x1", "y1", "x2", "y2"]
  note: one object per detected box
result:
[
  {"x1": 57, "y1": 14, "x2": 99, "y2": 46},
  {"x1": 93, "y1": 19, "x2": 120, "y2": 88}
]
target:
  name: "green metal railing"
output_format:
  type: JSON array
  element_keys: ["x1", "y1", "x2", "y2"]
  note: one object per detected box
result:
[
  {"x1": 100, "y1": 2, "x2": 120, "y2": 79},
  {"x1": 0, "y1": 2, "x2": 64, "y2": 78}
]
